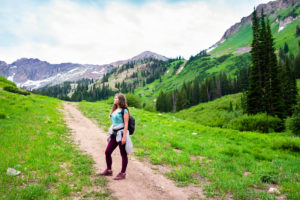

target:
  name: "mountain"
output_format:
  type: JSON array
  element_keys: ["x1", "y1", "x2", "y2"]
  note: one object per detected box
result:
[
  {"x1": 0, "y1": 51, "x2": 167, "y2": 90},
  {"x1": 110, "y1": 51, "x2": 168, "y2": 66},
  {"x1": 208, "y1": 0, "x2": 300, "y2": 55}
]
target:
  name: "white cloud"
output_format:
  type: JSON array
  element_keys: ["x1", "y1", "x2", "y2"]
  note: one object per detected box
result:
[{"x1": 0, "y1": 0, "x2": 269, "y2": 64}]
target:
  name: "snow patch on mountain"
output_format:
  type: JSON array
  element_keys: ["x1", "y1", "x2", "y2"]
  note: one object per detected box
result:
[{"x1": 7, "y1": 73, "x2": 15, "y2": 81}]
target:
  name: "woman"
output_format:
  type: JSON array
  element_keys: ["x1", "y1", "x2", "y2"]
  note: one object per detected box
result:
[{"x1": 99, "y1": 93, "x2": 131, "y2": 180}]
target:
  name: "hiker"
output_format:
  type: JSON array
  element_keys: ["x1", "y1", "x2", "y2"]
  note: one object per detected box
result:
[{"x1": 99, "y1": 93, "x2": 132, "y2": 180}]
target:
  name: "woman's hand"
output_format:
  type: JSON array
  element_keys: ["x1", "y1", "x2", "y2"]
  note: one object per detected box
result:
[
  {"x1": 121, "y1": 136, "x2": 126, "y2": 145},
  {"x1": 107, "y1": 136, "x2": 110, "y2": 143}
]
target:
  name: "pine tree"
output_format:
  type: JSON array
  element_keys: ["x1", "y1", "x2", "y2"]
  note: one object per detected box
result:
[
  {"x1": 295, "y1": 49, "x2": 300, "y2": 79},
  {"x1": 200, "y1": 83, "x2": 208, "y2": 102},
  {"x1": 281, "y1": 57, "x2": 297, "y2": 116},
  {"x1": 266, "y1": 18, "x2": 284, "y2": 118},
  {"x1": 191, "y1": 77, "x2": 200, "y2": 106},
  {"x1": 259, "y1": 9, "x2": 270, "y2": 112},
  {"x1": 284, "y1": 42, "x2": 289, "y2": 54},
  {"x1": 156, "y1": 91, "x2": 164, "y2": 112},
  {"x1": 247, "y1": 8, "x2": 263, "y2": 114}
]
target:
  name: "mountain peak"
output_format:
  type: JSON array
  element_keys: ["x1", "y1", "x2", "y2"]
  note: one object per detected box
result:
[
  {"x1": 131, "y1": 51, "x2": 168, "y2": 62},
  {"x1": 110, "y1": 51, "x2": 168, "y2": 66},
  {"x1": 11, "y1": 58, "x2": 47, "y2": 66}
]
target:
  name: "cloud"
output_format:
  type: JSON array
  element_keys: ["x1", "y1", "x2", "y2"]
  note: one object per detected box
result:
[{"x1": 0, "y1": 0, "x2": 269, "y2": 64}]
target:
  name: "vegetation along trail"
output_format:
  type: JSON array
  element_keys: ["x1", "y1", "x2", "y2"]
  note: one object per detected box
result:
[{"x1": 62, "y1": 102, "x2": 206, "y2": 200}]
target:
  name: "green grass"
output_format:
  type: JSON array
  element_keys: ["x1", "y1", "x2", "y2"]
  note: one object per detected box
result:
[
  {"x1": 174, "y1": 80, "x2": 300, "y2": 130},
  {"x1": 173, "y1": 93, "x2": 243, "y2": 128},
  {"x1": 211, "y1": 23, "x2": 253, "y2": 56},
  {"x1": 78, "y1": 99, "x2": 300, "y2": 200},
  {"x1": 0, "y1": 76, "x2": 114, "y2": 199},
  {"x1": 274, "y1": 20, "x2": 300, "y2": 54}
]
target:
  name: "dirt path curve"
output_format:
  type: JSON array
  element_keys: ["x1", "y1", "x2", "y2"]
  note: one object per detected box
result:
[{"x1": 62, "y1": 102, "x2": 205, "y2": 200}]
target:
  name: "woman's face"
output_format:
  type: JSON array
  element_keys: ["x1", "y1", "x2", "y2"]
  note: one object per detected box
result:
[{"x1": 114, "y1": 96, "x2": 119, "y2": 105}]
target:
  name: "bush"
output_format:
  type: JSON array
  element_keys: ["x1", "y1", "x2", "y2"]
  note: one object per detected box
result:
[
  {"x1": 226, "y1": 113, "x2": 284, "y2": 133},
  {"x1": 3, "y1": 86, "x2": 30, "y2": 96},
  {"x1": 285, "y1": 100, "x2": 300, "y2": 135},
  {"x1": 143, "y1": 102, "x2": 156, "y2": 112},
  {"x1": 0, "y1": 113, "x2": 7, "y2": 119},
  {"x1": 272, "y1": 137, "x2": 300, "y2": 152},
  {"x1": 125, "y1": 93, "x2": 141, "y2": 108}
]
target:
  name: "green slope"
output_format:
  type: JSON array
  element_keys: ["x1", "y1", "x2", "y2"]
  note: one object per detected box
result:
[
  {"x1": 135, "y1": 53, "x2": 251, "y2": 107},
  {"x1": 78, "y1": 99, "x2": 300, "y2": 200},
  {"x1": 211, "y1": 5, "x2": 300, "y2": 56},
  {"x1": 173, "y1": 79, "x2": 300, "y2": 130},
  {"x1": 0, "y1": 76, "x2": 112, "y2": 199}
]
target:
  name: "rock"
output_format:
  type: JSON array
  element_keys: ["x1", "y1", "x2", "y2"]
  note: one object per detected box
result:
[
  {"x1": 268, "y1": 187, "x2": 280, "y2": 195},
  {"x1": 6, "y1": 168, "x2": 21, "y2": 176},
  {"x1": 192, "y1": 132, "x2": 198, "y2": 135}
]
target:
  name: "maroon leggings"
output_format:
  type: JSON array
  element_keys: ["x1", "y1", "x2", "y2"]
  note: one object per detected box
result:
[{"x1": 105, "y1": 135, "x2": 128, "y2": 173}]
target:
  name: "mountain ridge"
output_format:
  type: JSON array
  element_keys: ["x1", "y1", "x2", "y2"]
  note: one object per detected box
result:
[{"x1": 0, "y1": 51, "x2": 168, "y2": 89}]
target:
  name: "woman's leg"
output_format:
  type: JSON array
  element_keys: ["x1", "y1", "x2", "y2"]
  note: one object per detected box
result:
[
  {"x1": 118, "y1": 143, "x2": 128, "y2": 173},
  {"x1": 105, "y1": 136, "x2": 118, "y2": 170}
]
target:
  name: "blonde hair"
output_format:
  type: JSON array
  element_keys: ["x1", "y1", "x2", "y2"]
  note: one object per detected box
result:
[{"x1": 109, "y1": 93, "x2": 130, "y2": 116}]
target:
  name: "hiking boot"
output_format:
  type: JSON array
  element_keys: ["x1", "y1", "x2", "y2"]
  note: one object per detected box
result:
[
  {"x1": 113, "y1": 172, "x2": 126, "y2": 180},
  {"x1": 98, "y1": 169, "x2": 113, "y2": 176}
]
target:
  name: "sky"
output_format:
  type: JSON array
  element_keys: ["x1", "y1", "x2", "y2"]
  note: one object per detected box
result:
[{"x1": 0, "y1": 0, "x2": 270, "y2": 65}]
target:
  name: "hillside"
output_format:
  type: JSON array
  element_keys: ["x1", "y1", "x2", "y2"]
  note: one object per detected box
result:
[
  {"x1": 0, "y1": 76, "x2": 112, "y2": 199},
  {"x1": 172, "y1": 79, "x2": 300, "y2": 130},
  {"x1": 78, "y1": 98, "x2": 300, "y2": 200},
  {"x1": 210, "y1": 2, "x2": 300, "y2": 56}
]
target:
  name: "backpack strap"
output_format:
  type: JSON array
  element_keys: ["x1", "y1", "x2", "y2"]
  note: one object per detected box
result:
[
  {"x1": 121, "y1": 108, "x2": 129, "y2": 123},
  {"x1": 121, "y1": 108, "x2": 125, "y2": 123}
]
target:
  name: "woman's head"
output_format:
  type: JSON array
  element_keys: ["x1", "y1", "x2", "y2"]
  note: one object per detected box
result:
[
  {"x1": 110, "y1": 93, "x2": 130, "y2": 115},
  {"x1": 114, "y1": 93, "x2": 127, "y2": 108}
]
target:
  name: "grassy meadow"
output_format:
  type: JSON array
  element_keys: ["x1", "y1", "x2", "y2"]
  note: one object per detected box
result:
[
  {"x1": 78, "y1": 99, "x2": 300, "y2": 200},
  {"x1": 0, "y1": 76, "x2": 113, "y2": 200},
  {"x1": 174, "y1": 80, "x2": 300, "y2": 130}
]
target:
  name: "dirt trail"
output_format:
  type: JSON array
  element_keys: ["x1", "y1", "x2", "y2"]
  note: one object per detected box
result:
[{"x1": 62, "y1": 102, "x2": 205, "y2": 200}]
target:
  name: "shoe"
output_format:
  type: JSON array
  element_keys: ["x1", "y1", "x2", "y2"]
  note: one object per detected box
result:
[
  {"x1": 98, "y1": 169, "x2": 113, "y2": 176},
  {"x1": 113, "y1": 172, "x2": 126, "y2": 180}
]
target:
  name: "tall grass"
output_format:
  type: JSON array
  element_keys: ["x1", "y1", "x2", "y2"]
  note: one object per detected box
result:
[
  {"x1": 79, "y1": 99, "x2": 300, "y2": 200},
  {"x1": 0, "y1": 77, "x2": 113, "y2": 199}
]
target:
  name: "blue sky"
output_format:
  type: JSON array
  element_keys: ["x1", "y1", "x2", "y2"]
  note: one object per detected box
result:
[{"x1": 0, "y1": 0, "x2": 269, "y2": 64}]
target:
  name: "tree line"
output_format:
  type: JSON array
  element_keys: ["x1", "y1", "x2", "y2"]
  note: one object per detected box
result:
[{"x1": 156, "y1": 68, "x2": 249, "y2": 112}]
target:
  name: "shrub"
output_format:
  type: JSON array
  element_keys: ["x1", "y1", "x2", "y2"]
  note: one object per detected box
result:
[
  {"x1": 0, "y1": 113, "x2": 7, "y2": 119},
  {"x1": 3, "y1": 86, "x2": 30, "y2": 95},
  {"x1": 143, "y1": 102, "x2": 156, "y2": 112},
  {"x1": 125, "y1": 93, "x2": 141, "y2": 108},
  {"x1": 226, "y1": 113, "x2": 284, "y2": 133},
  {"x1": 272, "y1": 137, "x2": 300, "y2": 152},
  {"x1": 285, "y1": 100, "x2": 300, "y2": 135},
  {"x1": 259, "y1": 173, "x2": 277, "y2": 184}
]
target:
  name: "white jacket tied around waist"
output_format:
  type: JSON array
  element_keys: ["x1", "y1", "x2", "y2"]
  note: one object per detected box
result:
[{"x1": 108, "y1": 123, "x2": 133, "y2": 154}]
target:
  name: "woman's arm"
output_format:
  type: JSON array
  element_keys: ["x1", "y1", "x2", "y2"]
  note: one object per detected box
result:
[{"x1": 122, "y1": 112, "x2": 129, "y2": 145}]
